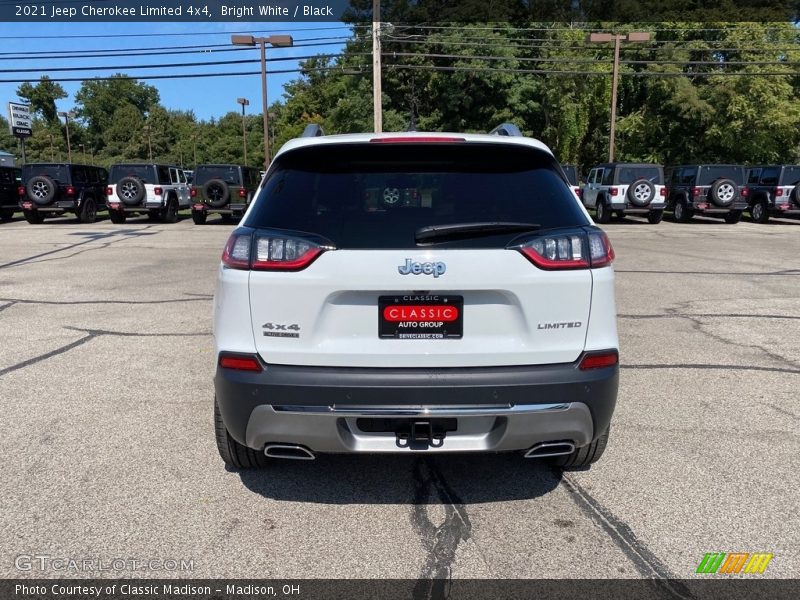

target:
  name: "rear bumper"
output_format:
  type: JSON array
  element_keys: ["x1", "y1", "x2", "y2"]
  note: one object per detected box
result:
[
  {"x1": 19, "y1": 200, "x2": 99, "y2": 213},
  {"x1": 106, "y1": 201, "x2": 163, "y2": 212},
  {"x1": 193, "y1": 203, "x2": 247, "y2": 214},
  {"x1": 609, "y1": 202, "x2": 666, "y2": 213},
  {"x1": 687, "y1": 200, "x2": 747, "y2": 213},
  {"x1": 215, "y1": 357, "x2": 618, "y2": 454}
]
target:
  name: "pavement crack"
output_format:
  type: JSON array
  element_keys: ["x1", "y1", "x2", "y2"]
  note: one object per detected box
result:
[
  {"x1": 0, "y1": 226, "x2": 159, "y2": 270},
  {"x1": 0, "y1": 334, "x2": 97, "y2": 378},
  {"x1": 63, "y1": 326, "x2": 211, "y2": 338},
  {"x1": 619, "y1": 312, "x2": 800, "y2": 321},
  {"x1": 411, "y1": 458, "x2": 472, "y2": 600},
  {"x1": 0, "y1": 301, "x2": 17, "y2": 314},
  {"x1": 560, "y1": 474, "x2": 694, "y2": 600},
  {"x1": 0, "y1": 294, "x2": 211, "y2": 306},
  {"x1": 622, "y1": 363, "x2": 800, "y2": 375}
]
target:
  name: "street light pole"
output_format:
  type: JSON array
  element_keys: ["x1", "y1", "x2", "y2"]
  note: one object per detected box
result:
[
  {"x1": 79, "y1": 144, "x2": 86, "y2": 163},
  {"x1": 142, "y1": 125, "x2": 153, "y2": 161},
  {"x1": 237, "y1": 97, "x2": 250, "y2": 165},
  {"x1": 58, "y1": 111, "x2": 76, "y2": 163},
  {"x1": 372, "y1": 0, "x2": 382, "y2": 132},
  {"x1": 231, "y1": 34, "x2": 293, "y2": 170},
  {"x1": 588, "y1": 32, "x2": 651, "y2": 162}
]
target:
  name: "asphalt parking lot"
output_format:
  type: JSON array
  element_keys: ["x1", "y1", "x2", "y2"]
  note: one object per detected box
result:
[{"x1": 0, "y1": 213, "x2": 798, "y2": 584}]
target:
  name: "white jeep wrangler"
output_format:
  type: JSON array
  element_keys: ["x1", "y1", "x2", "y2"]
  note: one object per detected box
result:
[{"x1": 106, "y1": 163, "x2": 191, "y2": 224}]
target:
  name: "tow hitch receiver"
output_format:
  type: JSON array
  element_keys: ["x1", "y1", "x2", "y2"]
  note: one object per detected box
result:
[{"x1": 355, "y1": 418, "x2": 456, "y2": 447}]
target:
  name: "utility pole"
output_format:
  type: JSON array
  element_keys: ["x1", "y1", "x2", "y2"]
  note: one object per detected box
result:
[
  {"x1": 372, "y1": 0, "x2": 382, "y2": 132},
  {"x1": 237, "y1": 97, "x2": 250, "y2": 165},
  {"x1": 48, "y1": 134, "x2": 55, "y2": 161},
  {"x1": 588, "y1": 32, "x2": 651, "y2": 162},
  {"x1": 143, "y1": 125, "x2": 153, "y2": 161},
  {"x1": 58, "y1": 111, "x2": 75, "y2": 163}
]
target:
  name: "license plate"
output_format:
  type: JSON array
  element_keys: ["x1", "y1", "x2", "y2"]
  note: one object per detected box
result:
[{"x1": 379, "y1": 295, "x2": 463, "y2": 339}]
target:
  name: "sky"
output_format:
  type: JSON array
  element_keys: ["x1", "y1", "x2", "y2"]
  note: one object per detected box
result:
[{"x1": 0, "y1": 21, "x2": 356, "y2": 122}]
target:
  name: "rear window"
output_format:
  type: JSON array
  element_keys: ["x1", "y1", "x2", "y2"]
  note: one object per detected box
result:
[
  {"x1": 781, "y1": 166, "x2": 800, "y2": 186},
  {"x1": 109, "y1": 165, "x2": 157, "y2": 184},
  {"x1": 22, "y1": 164, "x2": 70, "y2": 183},
  {"x1": 616, "y1": 166, "x2": 663, "y2": 184},
  {"x1": 697, "y1": 166, "x2": 745, "y2": 185},
  {"x1": 194, "y1": 166, "x2": 242, "y2": 186},
  {"x1": 562, "y1": 165, "x2": 578, "y2": 186},
  {"x1": 246, "y1": 142, "x2": 589, "y2": 249}
]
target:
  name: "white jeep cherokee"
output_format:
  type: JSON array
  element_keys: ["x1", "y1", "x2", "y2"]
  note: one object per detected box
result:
[{"x1": 213, "y1": 125, "x2": 619, "y2": 469}]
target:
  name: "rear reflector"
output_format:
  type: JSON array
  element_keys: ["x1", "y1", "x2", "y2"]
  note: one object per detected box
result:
[
  {"x1": 370, "y1": 136, "x2": 466, "y2": 143},
  {"x1": 219, "y1": 353, "x2": 262, "y2": 372},
  {"x1": 106, "y1": 187, "x2": 113, "y2": 195},
  {"x1": 238, "y1": 188, "x2": 247, "y2": 198},
  {"x1": 579, "y1": 351, "x2": 619, "y2": 370}
]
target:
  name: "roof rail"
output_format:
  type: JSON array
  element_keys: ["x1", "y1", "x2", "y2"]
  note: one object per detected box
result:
[
  {"x1": 488, "y1": 123, "x2": 523, "y2": 137},
  {"x1": 301, "y1": 124, "x2": 325, "y2": 138}
]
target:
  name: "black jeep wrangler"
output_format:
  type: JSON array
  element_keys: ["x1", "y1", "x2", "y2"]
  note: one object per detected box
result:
[
  {"x1": 1, "y1": 165, "x2": 21, "y2": 222},
  {"x1": 746, "y1": 165, "x2": 800, "y2": 223},
  {"x1": 665, "y1": 165, "x2": 748, "y2": 223},
  {"x1": 19, "y1": 163, "x2": 108, "y2": 224},
  {"x1": 190, "y1": 164, "x2": 262, "y2": 224}
]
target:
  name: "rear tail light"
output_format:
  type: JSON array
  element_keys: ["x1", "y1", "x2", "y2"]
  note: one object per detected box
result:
[
  {"x1": 573, "y1": 187, "x2": 582, "y2": 198},
  {"x1": 609, "y1": 187, "x2": 618, "y2": 197},
  {"x1": 692, "y1": 186, "x2": 702, "y2": 198},
  {"x1": 514, "y1": 229, "x2": 614, "y2": 270},
  {"x1": 154, "y1": 187, "x2": 163, "y2": 195},
  {"x1": 741, "y1": 186, "x2": 749, "y2": 197},
  {"x1": 218, "y1": 352, "x2": 262, "y2": 372},
  {"x1": 65, "y1": 186, "x2": 75, "y2": 196},
  {"x1": 17, "y1": 185, "x2": 25, "y2": 197},
  {"x1": 579, "y1": 350, "x2": 619, "y2": 370},
  {"x1": 660, "y1": 187, "x2": 667, "y2": 197},
  {"x1": 105, "y1": 186, "x2": 113, "y2": 195},
  {"x1": 775, "y1": 187, "x2": 783, "y2": 197},
  {"x1": 238, "y1": 188, "x2": 247, "y2": 198},
  {"x1": 190, "y1": 187, "x2": 197, "y2": 198},
  {"x1": 221, "y1": 229, "x2": 330, "y2": 271}
]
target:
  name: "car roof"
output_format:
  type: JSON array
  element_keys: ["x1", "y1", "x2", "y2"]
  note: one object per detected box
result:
[
  {"x1": 593, "y1": 163, "x2": 662, "y2": 169},
  {"x1": 274, "y1": 131, "x2": 555, "y2": 160}
]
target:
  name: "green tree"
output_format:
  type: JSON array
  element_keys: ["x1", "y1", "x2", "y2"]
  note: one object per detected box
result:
[{"x1": 16, "y1": 77, "x2": 68, "y2": 126}]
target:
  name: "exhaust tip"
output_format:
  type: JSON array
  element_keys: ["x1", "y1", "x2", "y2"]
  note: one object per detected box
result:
[
  {"x1": 524, "y1": 441, "x2": 575, "y2": 459},
  {"x1": 264, "y1": 444, "x2": 316, "y2": 460}
]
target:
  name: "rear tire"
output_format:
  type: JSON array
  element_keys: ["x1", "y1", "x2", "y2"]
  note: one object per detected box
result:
[
  {"x1": 191, "y1": 209, "x2": 207, "y2": 225},
  {"x1": 595, "y1": 200, "x2": 611, "y2": 224},
  {"x1": 724, "y1": 210, "x2": 742, "y2": 224},
  {"x1": 550, "y1": 427, "x2": 610, "y2": 469},
  {"x1": 77, "y1": 198, "x2": 97, "y2": 224},
  {"x1": 148, "y1": 210, "x2": 160, "y2": 221},
  {"x1": 23, "y1": 209, "x2": 44, "y2": 224},
  {"x1": 214, "y1": 398, "x2": 268, "y2": 469},
  {"x1": 647, "y1": 210, "x2": 664, "y2": 224},
  {"x1": 108, "y1": 210, "x2": 127, "y2": 224},
  {"x1": 0, "y1": 208, "x2": 14, "y2": 222},
  {"x1": 750, "y1": 200, "x2": 769, "y2": 224},
  {"x1": 673, "y1": 199, "x2": 692, "y2": 223},
  {"x1": 162, "y1": 197, "x2": 178, "y2": 223}
]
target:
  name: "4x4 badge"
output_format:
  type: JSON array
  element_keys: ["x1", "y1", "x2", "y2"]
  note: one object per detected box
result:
[{"x1": 398, "y1": 259, "x2": 446, "y2": 278}]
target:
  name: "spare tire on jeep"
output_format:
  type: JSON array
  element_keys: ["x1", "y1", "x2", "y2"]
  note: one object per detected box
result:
[
  {"x1": 203, "y1": 179, "x2": 230, "y2": 208},
  {"x1": 27, "y1": 175, "x2": 57, "y2": 205},
  {"x1": 792, "y1": 184, "x2": 800, "y2": 207},
  {"x1": 710, "y1": 178, "x2": 737, "y2": 207},
  {"x1": 116, "y1": 176, "x2": 145, "y2": 205},
  {"x1": 627, "y1": 179, "x2": 655, "y2": 207}
]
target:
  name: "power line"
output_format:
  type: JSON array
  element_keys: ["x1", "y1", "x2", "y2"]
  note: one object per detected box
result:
[{"x1": 0, "y1": 24, "x2": 367, "y2": 39}]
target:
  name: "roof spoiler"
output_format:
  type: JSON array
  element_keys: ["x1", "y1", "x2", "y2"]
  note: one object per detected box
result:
[
  {"x1": 488, "y1": 123, "x2": 523, "y2": 137},
  {"x1": 301, "y1": 124, "x2": 325, "y2": 138}
]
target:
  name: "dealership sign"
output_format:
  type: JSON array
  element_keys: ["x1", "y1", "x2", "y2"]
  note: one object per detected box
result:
[{"x1": 7, "y1": 102, "x2": 32, "y2": 137}]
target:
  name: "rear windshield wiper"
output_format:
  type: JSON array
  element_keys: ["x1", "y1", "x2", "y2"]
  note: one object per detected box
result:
[{"x1": 415, "y1": 222, "x2": 541, "y2": 244}]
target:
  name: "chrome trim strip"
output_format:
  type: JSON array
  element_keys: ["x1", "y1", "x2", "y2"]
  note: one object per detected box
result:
[{"x1": 271, "y1": 403, "x2": 569, "y2": 417}]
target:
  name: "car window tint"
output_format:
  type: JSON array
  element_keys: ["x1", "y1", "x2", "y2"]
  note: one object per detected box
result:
[
  {"x1": 109, "y1": 165, "x2": 157, "y2": 184},
  {"x1": 601, "y1": 169, "x2": 614, "y2": 185},
  {"x1": 782, "y1": 166, "x2": 800, "y2": 186},
  {"x1": 157, "y1": 166, "x2": 171, "y2": 184},
  {"x1": 617, "y1": 166, "x2": 662, "y2": 184},
  {"x1": 698, "y1": 166, "x2": 745, "y2": 185},
  {"x1": 194, "y1": 166, "x2": 241, "y2": 185},
  {"x1": 246, "y1": 142, "x2": 589, "y2": 250},
  {"x1": 22, "y1": 165, "x2": 70, "y2": 183},
  {"x1": 747, "y1": 169, "x2": 762, "y2": 184}
]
